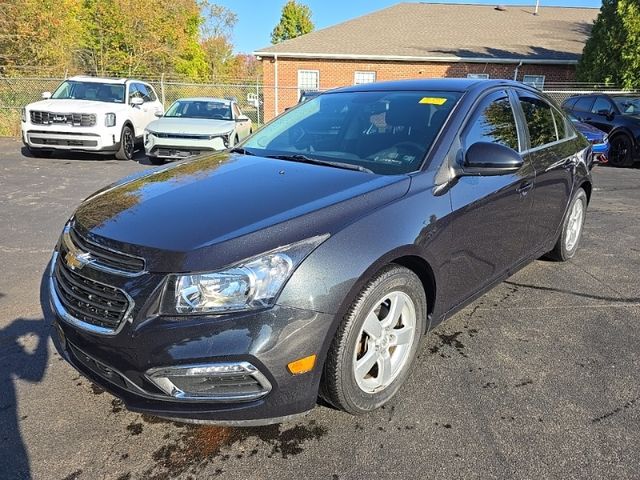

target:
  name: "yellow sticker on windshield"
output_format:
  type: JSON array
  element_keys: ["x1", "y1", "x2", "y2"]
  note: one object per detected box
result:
[{"x1": 419, "y1": 97, "x2": 447, "y2": 105}]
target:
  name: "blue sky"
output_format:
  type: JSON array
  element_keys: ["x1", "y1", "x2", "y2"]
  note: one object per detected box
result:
[{"x1": 214, "y1": 0, "x2": 602, "y2": 54}]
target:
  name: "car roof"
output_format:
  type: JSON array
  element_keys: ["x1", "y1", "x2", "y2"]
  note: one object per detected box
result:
[
  {"x1": 172, "y1": 97, "x2": 233, "y2": 104},
  {"x1": 330, "y1": 78, "x2": 525, "y2": 93},
  {"x1": 68, "y1": 76, "x2": 131, "y2": 85}
]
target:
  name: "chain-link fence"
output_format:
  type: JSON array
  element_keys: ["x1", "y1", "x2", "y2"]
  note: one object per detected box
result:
[
  {"x1": 2, "y1": 75, "x2": 638, "y2": 137},
  {"x1": 0, "y1": 75, "x2": 265, "y2": 136}
]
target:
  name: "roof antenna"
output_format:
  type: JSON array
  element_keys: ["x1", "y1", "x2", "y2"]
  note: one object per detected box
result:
[{"x1": 534, "y1": 0, "x2": 540, "y2": 15}]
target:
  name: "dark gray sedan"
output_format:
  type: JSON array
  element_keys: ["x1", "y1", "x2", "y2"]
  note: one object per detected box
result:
[{"x1": 46, "y1": 79, "x2": 592, "y2": 425}]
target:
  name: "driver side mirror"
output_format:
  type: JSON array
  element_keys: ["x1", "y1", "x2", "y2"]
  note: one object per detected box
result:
[
  {"x1": 130, "y1": 97, "x2": 144, "y2": 106},
  {"x1": 463, "y1": 142, "x2": 524, "y2": 176},
  {"x1": 235, "y1": 115, "x2": 250, "y2": 123},
  {"x1": 41, "y1": 92, "x2": 52, "y2": 99}
]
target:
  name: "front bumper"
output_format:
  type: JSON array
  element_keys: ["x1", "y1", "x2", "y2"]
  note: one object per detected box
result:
[
  {"x1": 46, "y1": 256, "x2": 333, "y2": 425},
  {"x1": 22, "y1": 124, "x2": 121, "y2": 153},
  {"x1": 144, "y1": 134, "x2": 227, "y2": 159}
]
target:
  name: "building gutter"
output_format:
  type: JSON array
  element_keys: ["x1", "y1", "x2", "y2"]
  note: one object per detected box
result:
[{"x1": 254, "y1": 52, "x2": 578, "y2": 65}]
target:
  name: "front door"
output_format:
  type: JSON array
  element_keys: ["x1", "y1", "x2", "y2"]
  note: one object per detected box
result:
[{"x1": 444, "y1": 89, "x2": 535, "y2": 311}]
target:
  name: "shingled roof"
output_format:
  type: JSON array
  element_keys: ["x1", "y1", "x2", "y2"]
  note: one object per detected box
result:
[{"x1": 255, "y1": 2, "x2": 598, "y2": 64}]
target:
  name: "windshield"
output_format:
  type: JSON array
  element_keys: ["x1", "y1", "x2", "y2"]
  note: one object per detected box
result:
[
  {"x1": 164, "y1": 100, "x2": 232, "y2": 120},
  {"x1": 52, "y1": 81, "x2": 125, "y2": 103},
  {"x1": 243, "y1": 90, "x2": 462, "y2": 175},
  {"x1": 612, "y1": 96, "x2": 640, "y2": 114}
]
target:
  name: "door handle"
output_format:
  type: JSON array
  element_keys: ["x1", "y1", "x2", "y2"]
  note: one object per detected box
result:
[{"x1": 516, "y1": 181, "x2": 533, "y2": 195}]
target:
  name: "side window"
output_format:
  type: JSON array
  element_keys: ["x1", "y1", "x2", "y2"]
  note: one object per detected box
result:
[
  {"x1": 519, "y1": 95, "x2": 557, "y2": 148},
  {"x1": 573, "y1": 96, "x2": 594, "y2": 112},
  {"x1": 591, "y1": 97, "x2": 613, "y2": 114},
  {"x1": 136, "y1": 83, "x2": 152, "y2": 102},
  {"x1": 128, "y1": 83, "x2": 142, "y2": 100},
  {"x1": 232, "y1": 103, "x2": 242, "y2": 118},
  {"x1": 462, "y1": 91, "x2": 519, "y2": 151},
  {"x1": 145, "y1": 84, "x2": 157, "y2": 102}
]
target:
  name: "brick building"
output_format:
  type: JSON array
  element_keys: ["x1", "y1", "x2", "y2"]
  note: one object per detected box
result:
[{"x1": 255, "y1": 2, "x2": 598, "y2": 121}]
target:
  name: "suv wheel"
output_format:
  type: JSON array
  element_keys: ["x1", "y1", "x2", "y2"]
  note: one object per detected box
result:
[
  {"x1": 608, "y1": 133, "x2": 634, "y2": 167},
  {"x1": 115, "y1": 125, "x2": 135, "y2": 160},
  {"x1": 321, "y1": 265, "x2": 426, "y2": 414}
]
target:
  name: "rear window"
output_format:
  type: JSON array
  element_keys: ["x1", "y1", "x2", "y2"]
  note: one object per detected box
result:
[{"x1": 562, "y1": 97, "x2": 578, "y2": 110}]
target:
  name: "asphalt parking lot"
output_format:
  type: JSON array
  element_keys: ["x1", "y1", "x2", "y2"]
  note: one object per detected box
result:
[{"x1": 1, "y1": 137, "x2": 639, "y2": 480}]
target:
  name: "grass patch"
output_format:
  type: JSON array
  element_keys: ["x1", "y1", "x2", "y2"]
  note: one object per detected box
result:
[{"x1": 0, "y1": 109, "x2": 21, "y2": 138}]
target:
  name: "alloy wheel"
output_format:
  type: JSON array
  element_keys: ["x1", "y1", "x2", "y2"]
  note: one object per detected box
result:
[
  {"x1": 352, "y1": 291, "x2": 416, "y2": 394},
  {"x1": 565, "y1": 198, "x2": 584, "y2": 251}
]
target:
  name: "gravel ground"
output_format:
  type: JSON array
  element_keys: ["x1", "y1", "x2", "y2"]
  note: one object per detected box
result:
[{"x1": 1, "y1": 138, "x2": 639, "y2": 480}]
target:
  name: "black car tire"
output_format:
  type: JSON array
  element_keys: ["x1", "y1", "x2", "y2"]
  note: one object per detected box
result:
[
  {"x1": 115, "y1": 125, "x2": 135, "y2": 160},
  {"x1": 547, "y1": 188, "x2": 588, "y2": 261},
  {"x1": 608, "y1": 133, "x2": 634, "y2": 167},
  {"x1": 320, "y1": 264, "x2": 426, "y2": 415},
  {"x1": 28, "y1": 148, "x2": 52, "y2": 158}
]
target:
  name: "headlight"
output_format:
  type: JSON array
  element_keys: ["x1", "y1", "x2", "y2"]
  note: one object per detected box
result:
[
  {"x1": 161, "y1": 234, "x2": 329, "y2": 315},
  {"x1": 21, "y1": 108, "x2": 27, "y2": 123},
  {"x1": 105, "y1": 113, "x2": 116, "y2": 127}
]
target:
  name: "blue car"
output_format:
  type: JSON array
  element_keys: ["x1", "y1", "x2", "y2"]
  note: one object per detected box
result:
[{"x1": 569, "y1": 113, "x2": 609, "y2": 164}]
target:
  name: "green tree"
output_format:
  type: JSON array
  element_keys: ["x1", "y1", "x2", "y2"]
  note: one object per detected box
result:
[
  {"x1": 577, "y1": 0, "x2": 640, "y2": 88},
  {"x1": 200, "y1": 3, "x2": 239, "y2": 81},
  {"x1": 271, "y1": 0, "x2": 314, "y2": 44}
]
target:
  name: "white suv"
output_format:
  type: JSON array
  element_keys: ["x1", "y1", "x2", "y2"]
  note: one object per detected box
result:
[{"x1": 21, "y1": 76, "x2": 163, "y2": 160}]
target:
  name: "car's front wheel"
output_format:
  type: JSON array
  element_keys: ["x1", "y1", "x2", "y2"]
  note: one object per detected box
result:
[
  {"x1": 115, "y1": 125, "x2": 135, "y2": 160},
  {"x1": 321, "y1": 265, "x2": 426, "y2": 414},
  {"x1": 547, "y1": 188, "x2": 588, "y2": 261}
]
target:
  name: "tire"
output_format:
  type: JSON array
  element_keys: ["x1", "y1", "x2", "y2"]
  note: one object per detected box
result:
[
  {"x1": 28, "y1": 148, "x2": 52, "y2": 158},
  {"x1": 547, "y1": 188, "x2": 588, "y2": 261},
  {"x1": 608, "y1": 133, "x2": 635, "y2": 167},
  {"x1": 321, "y1": 264, "x2": 427, "y2": 415},
  {"x1": 115, "y1": 125, "x2": 135, "y2": 160}
]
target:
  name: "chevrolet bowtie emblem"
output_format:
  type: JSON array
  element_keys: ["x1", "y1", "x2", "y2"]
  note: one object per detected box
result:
[{"x1": 64, "y1": 250, "x2": 91, "y2": 270}]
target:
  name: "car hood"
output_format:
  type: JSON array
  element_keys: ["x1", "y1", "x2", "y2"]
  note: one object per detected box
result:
[
  {"x1": 26, "y1": 99, "x2": 126, "y2": 113},
  {"x1": 147, "y1": 118, "x2": 236, "y2": 135},
  {"x1": 72, "y1": 153, "x2": 410, "y2": 272}
]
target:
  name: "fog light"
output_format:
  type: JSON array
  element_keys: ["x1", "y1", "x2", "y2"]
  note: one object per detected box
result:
[
  {"x1": 146, "y1": 361, "x2": 271, "y2": 401},
  {"x1": 287, "y1": 354, "x2": 316, "y2": 375}
]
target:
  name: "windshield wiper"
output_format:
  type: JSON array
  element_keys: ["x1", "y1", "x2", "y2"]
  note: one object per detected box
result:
[
  {"x1": 265, "y1": 154, "x2": 373, "y2": 174},
  {"x1": 230, "y1": 147, "x2": 256, "y2": 156}
]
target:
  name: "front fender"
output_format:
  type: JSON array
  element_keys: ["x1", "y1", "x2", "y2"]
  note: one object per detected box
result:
[{"x1": 277, "y1": 182, "x2": 452, "y2": 318}]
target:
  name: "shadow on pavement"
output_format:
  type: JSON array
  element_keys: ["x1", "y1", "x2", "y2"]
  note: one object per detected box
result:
[{"x1": 0, "y1": 273, "x2": 51, "y2": 479}]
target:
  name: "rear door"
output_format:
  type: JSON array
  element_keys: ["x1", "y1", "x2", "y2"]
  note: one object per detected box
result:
[
  {"x1": 514, "y1": 89, "x2": 576, "y2": 253},
  {"x1": 445, "y1": 89, "x2": 535, "y2": 310}
]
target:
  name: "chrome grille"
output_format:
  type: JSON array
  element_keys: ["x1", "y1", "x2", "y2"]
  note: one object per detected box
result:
[
  {"x1": 67, "y1": 227, "x2": 145, "y2": 275},
  {"x1": 53, "y1": 257, "x2": 131, "y2": 331},
  {"x1": 30, "y1": 111, "x2": 96, "y2": 127}
]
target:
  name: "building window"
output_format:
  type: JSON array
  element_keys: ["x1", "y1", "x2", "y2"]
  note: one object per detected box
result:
[
  {"x1": 297, "y1": 70, "x2": 319, "y2": 96},
  {"x1": 467, "y1": 73, "x2": 489, "y2": 79},
  {"x1": 523, "y1": 75, "x2": 545, "y2": 89},
  {"x1": 354, "y1": 71, "x2": 376, "y2": 85}
]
